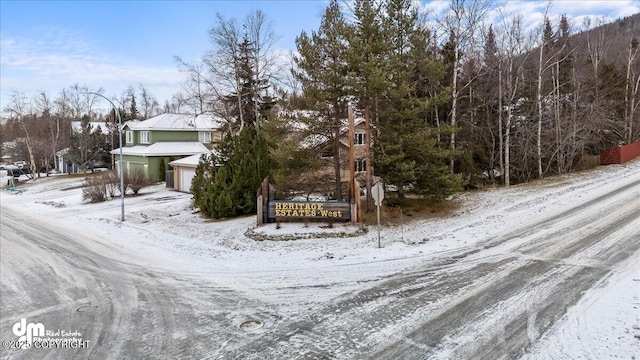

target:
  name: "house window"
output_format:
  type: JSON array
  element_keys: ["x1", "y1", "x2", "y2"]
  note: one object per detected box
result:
[
  {"x1": 355, "y1": 159, "x2": 366, "y2": 173},
  {"x1": 125, "y1": 131, "x2": 133, "y2": 144},
  {"x1": 321, "y1": 147, "x2": 334, "y2": 158},
  {"x1": 140, "y1": 131, "x2": 150, "y2": 144},
  {"x1": 354, "y1": 133, "x2": 366, "y2": 146},
  {"x1": 199, "y1": 131, "x2": 212, "y2": 143}
]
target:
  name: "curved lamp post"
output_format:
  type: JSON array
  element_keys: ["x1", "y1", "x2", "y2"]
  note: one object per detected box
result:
[{"x1": 88, "y1": 92, "x2": 125, "y2": 221}]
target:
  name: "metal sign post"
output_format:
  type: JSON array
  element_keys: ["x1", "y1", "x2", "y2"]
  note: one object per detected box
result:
[
  {"x1": 376, "y1": 204, "x2": 381, "y2": 248},
  {"x1": 371, "y1": 183, "x2": 384, "y2": 248}
]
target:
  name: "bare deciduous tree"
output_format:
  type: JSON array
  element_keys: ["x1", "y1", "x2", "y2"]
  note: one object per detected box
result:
[
  {"x1": 3, "y1": 91, "x2": 38, "y2": 177},
  {"x1": 497, "y1": 13, "x2": 530, "y2": 186},
  {"x1": 173, "y1": 10, "x2": 280, "y2": 131},
  {"x1": 34, "y1": 90, "x2": 58, "y2": 176},
  {"x1": 174, "y1": 57, "x2": 215, "y2": 114},
  {"x1": 439, "y1": 0, "x2": 490, "y2": 169},
  {"x1": 138, "y1": 83, "x2": 159, "y2": 119},
  {"x1": 206, "y1": 13, "x2": 244, "y2": 129},
  {"x1": 245, "y1": 9, "x2": 280, "y2": 128},
  {"x1": 624, "y1": 37, "x2": 640, "y2": 144}
]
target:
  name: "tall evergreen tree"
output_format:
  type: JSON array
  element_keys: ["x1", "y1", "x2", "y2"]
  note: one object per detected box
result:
[
  {"x1": 192, "y1": 128, "x2": 272, "y2": 218},
  {"x1": 346, "y1": 0, "x2": 389, "y2": 210},
  {"x1": 191, "y1": 34, "x2": 274, "y2": 218},
  {"x1": 222, "y1": 36, "x2": 274, "y2": 131},
  {"x1": 129, "y1": 91, "x2": 138, "y2": 120},
  {"x1": 373, "y1": 0, "x2": 463, "y2": 200},
  {"x1": 294, "y1": 0, "x2": 350, "y2": 200}
]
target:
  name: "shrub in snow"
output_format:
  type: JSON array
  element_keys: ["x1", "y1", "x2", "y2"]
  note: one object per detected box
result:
[
  {"x1": 125, "y1": 169, "x2": 155, "y2": 195},
  {"x1": 82, "y1": 174, "x2": 107, "y2": 203},
  {"x1": 191, "y1": 127, "x2": 272, "y2": 219},
  {"x1": 103, "y1": 170, "x2": 121, "y2": 198}
]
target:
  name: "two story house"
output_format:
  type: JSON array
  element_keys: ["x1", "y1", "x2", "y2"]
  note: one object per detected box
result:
[
  {"x1": 312, "y1": 117, "x2": 370, "y2": 183},
  {"x1": 110, "y1": 113, "x2": 226, "y2": 181},
  {"x1": 280, "y1": 113, "x2": 373, "y2": 200}
]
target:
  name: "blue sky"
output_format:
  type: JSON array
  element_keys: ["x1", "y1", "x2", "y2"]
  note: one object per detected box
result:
[{"x1": 1, "y1": 0, "x2": 639, "y2": 114}]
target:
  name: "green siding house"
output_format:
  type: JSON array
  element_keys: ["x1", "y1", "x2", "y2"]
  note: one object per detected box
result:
[{"x1": 110, "y1": 113, "x2": 225, "y2": 180}]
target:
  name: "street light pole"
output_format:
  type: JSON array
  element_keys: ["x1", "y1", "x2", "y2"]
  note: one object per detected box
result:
[{"x1": 88, "y1": 92, "x2": 125, "y2": 221}]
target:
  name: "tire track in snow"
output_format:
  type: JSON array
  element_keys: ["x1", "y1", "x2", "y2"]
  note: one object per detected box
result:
[
  {"x1": 0, "y1": 210, "x2": 274, "y2": 360},
  {"x1": 219, "y1": 174, "x2": 640, "y2": 359}
]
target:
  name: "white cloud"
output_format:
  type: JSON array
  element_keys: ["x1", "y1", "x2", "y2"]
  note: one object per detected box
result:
[
  {"x1": 551, "y1": 0, "x2": 638, "y2": 17},
  {"x1": 420, "y1": 0, "x2": 450, "y2": 17},
  {"x1": 0, "y1": 28, "x2": 184, "y2": 110},
  {"x1": 419, "y1": 0, "x2": 638, "y2": 40}
]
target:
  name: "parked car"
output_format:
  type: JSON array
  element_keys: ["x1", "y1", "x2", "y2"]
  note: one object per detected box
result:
[
  {"x1": 5, "y1": 165, "x2": 30, "y2": 177},
  {"x1": 10, "y1": 168, "x2": 29, "y2": 176},
  {"x1": 90, "y1": 162, "x2": 110, "y2": 172},
  {"x1": 38, "y1": 164, "x2": 56, "y2": 173}
]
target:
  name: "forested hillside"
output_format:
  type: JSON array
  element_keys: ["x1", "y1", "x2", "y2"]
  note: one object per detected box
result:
[
  {"x1": 3, "y1": 0, "x2": 639, "y2": 217},
  {"x1": 277, "y1": 0, "x2": 640, "y2": 204}
]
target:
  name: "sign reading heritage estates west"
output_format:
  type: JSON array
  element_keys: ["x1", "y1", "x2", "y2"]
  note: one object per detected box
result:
[{"x1": 267, "y1": 200, "x2": 351, "y2": 221}]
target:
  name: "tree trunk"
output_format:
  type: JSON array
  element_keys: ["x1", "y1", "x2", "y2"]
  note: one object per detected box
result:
[
  {"x1": 234, "y1": 56, "x2": 244, "y2": 132},
  {"x1": 625, "y1": 40, "x2": 638, "y2": 144},
  {"x1": 552, "y1": 63, "x2": 565, "y2": 174},
  {"x1": 498, "y1": 60, "x2": 504, "y2": 179},
  {"x1": 486, "y1": 106, "x2": 496, "y2": 183},
  {"x1": 435, "y1": 107, "x2": 441, "y2": 142},
  {"x1": 365, "y1": 104, "x2": 373, "y2": 213},
  {"x1": 450, "y1": 45, "x2": 460, "y2": 170},
  {"x1": 504, "y1": 54, "x2": 516, "y2": 187},
  {"x1": 333, "y1": 107, "x2": 343, "y2": 201},
  {"x1": 20, "y1": 121, "x2": 38, "y2": 179},
  {"x1": 536, "y1": 42, "x2": 544, "y2": 179},
  {"x1": 631, "y1": 76, "x2": 640, "y2": 143},
  {"x1": 505, "y1": 107, "x2": 511, "y2": 187}
]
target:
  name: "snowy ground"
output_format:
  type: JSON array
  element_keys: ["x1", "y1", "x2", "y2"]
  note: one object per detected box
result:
[{"x1": 1, "y1": 160, "x2": 639, "y2": 358}]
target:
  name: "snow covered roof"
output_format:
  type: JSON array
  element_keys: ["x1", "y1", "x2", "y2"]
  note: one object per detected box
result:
[
  {"x1": 124, "y1": 113, "x2": 226, "y2": 131},
  {"x1": 299, "y1": 117, "x2": 368, "y2": 149},
  {"x1": 169, "y1": 153, "x2": 207, "y2": 167},
  {"x1": 110, "y1": 142, "x2": 211, "y2": 157},
  {"x1": 300, "y1": 133, "x2": 330, "y2": 149}
]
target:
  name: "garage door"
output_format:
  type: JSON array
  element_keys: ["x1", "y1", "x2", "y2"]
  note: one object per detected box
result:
[{"x1": 180, "y1": 168, "x2": 196, "y2": 192}]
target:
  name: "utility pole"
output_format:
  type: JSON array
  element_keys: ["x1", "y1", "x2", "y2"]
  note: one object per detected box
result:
[
  {"x1": 365, "y1": 105, "x2": 373, "y2": 212},
  {"x1": 88, "y1": 92, "x2": 125, "y2": 221},
  {"x1": 348, "y1": 103, "x2": 356, "y2": 201}
]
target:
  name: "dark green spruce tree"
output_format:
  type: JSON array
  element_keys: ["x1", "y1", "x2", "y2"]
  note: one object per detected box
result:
[
  {"x1": 346, "y1": 0, "x2": 389, "y2": 210},
  {"x1": 191, "y1": 35, "x2": 273, "y2": 218},
  {"x1": 294, "y1": 0, "x2": 350, "y2": 200},
  {"x1": 374, "y1": 0, "x2": 464, "y2": 201},
  {"x1": 129, "y1": 92, "x2": 138, "y2": 120}
]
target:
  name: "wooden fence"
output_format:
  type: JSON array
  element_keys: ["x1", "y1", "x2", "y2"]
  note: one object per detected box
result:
[
  {"x1": 165, "y1": 170, "x2": 174, "y2": 188},
  {"x1": 600, "y1": 141, "x2": 640, "y2": 165}
]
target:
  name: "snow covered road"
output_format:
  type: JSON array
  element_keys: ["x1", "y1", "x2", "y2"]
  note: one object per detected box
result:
[
  {"x1": 0, "y1": 161, "x2": 638, "y2": 359},
  {"x1": 228, "y1": 177, "x2": 640, "y2": 359},
  {"x1": 0, "y1": 208, "x2": 276, "y2": 359}
]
